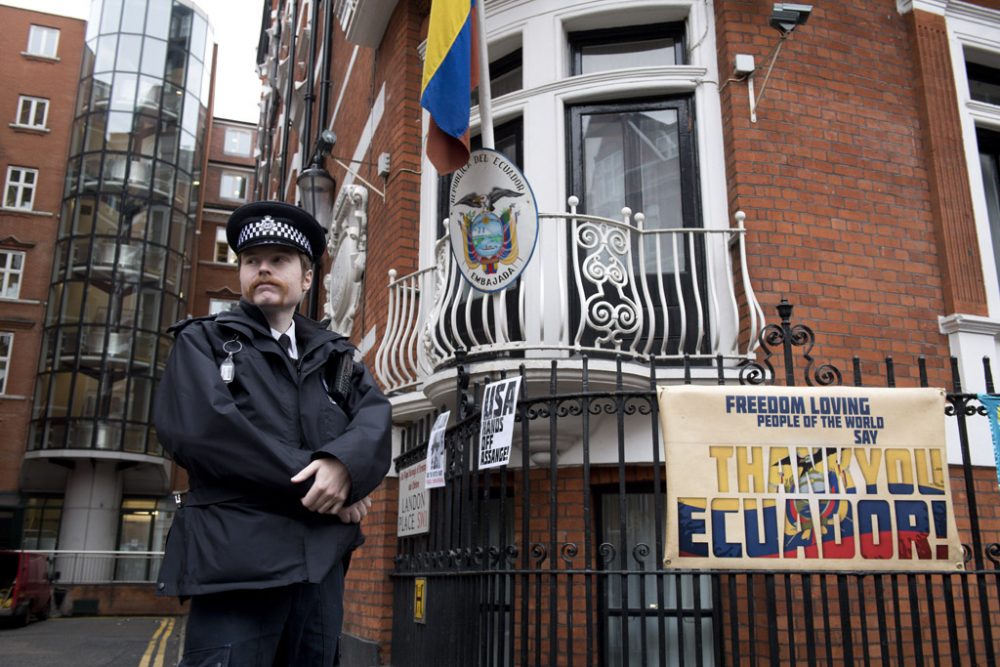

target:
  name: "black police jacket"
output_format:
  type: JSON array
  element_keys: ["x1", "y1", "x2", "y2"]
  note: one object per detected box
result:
[{"x1": 153, "y1": 300, "x2": 392, "y2": 596}]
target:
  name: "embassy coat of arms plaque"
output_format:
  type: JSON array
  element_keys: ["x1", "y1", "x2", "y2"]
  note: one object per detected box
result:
[{"x1": 448, "y1": 148, "x2": 538, "y2": 292}]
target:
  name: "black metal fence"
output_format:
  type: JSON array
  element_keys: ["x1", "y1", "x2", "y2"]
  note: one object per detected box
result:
[{"x1": 391, "y1": 303, "x2": 1000, "y2": 666}]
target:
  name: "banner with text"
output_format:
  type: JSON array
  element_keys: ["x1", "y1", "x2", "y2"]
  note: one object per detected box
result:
[
  {"x1": 658, "y1": 385, "x2": 963, "y2": 571},
  {"x1": 398, "y1": 459, "x2": 429, "y2": 537},
  {"x1": 426, "y1": 411, "x2": 450, "y2": 489},
  {"x1": 478, "y1": 376, "x2": 521, "y2": 469}
]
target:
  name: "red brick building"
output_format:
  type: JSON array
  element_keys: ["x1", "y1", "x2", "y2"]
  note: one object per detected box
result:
[
  {"x1": 254, "y1": 0, "x2": 1000, "y2": 664},
  {"x1": 189, "y1": 117, "x2": 257, "y2": 318},
  {"x1": 0, "y1": 6, "x2": 85, "y2": 548}
]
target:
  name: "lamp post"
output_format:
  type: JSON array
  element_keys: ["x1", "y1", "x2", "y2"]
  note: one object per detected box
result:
[{"x1": 297, "y1": 130, "x2": 337, "y2": 319}]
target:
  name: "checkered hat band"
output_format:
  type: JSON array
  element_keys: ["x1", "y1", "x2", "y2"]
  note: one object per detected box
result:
[{"x1": 237, "y1": 217, "x2": 312, "y2": 257}]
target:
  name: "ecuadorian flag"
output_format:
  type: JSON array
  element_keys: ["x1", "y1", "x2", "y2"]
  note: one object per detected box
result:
[{"x1": 421, "y1": 0, "x2": 479, "y2": 174}]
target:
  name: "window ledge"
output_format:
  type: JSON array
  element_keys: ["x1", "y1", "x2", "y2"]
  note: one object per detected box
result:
[
  {"x1": 0, "y1": 207, "x2": 52, "y2": 218},
  {"x1": 0, "y1": 297, "x2": 40, "y2": 305},
  {"x1": 200, "y1": 260, "x2": 239, "y2": 267},
  {"x1": 20, "y1": 52, "x2": 59, "y2": 62},
  {"x1": 8, "y1": 123, "x2": 50, "y2": 134},
  {"x1": 0, "y1": 394, "x2": 28, "y2": 401},
  {"x1": 938, "y1": 313, "x2": 1000, "y2": 337}
]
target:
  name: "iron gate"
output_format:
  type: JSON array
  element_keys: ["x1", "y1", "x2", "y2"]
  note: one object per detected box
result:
[{"x1": 391, "y1": 303, "x2": 1000, "y2": 666}]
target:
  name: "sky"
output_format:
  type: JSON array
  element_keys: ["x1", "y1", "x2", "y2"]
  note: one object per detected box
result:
[{"x1": 0, "y1": 0, "x2": 265, "y2": 122}]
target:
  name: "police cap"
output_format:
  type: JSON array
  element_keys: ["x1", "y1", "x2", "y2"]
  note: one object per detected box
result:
[{"x1": 226, "y1": 200, "x2": 327, "y2": 262}]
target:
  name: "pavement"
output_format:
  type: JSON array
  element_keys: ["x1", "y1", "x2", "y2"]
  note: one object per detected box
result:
[{"x1": 0, "y1": 615, "x2": 184, "y2": 667}]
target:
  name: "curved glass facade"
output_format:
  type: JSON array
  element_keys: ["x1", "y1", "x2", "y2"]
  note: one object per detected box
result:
[{"x1": 30, "y1": 0, "x2": 212, "y2": 457}]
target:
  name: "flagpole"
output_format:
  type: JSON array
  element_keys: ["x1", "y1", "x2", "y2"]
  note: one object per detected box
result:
[{"x1": 474, "y1": 0, "x2": 494, "y2": 150}]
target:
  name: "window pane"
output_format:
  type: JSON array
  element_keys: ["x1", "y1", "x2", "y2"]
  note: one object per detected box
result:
[
  {"x1": 27, "y1": 25, "x2": 60, "y2": 58},
  {"x1": 601, "y1": 492, "x2": 715, "y2": 667},
  {"x1": 120, "y1": 0, "x2": 147, "y2": 33},
  {"x1": 111, "y1": 72, "x2": 138, "y2": 110},
  {"x1": 224, "y1": 128, "x2": 253, "y2": 156},
  {"x1": 18, "y1": 98, "x2": 31, "y2": 125},
  {"x1": 636, "y1": 110, "x2": 681, "y2": 230},
  {"x1": 0, "y1": 333, "x2": 11, "y2": 394},
  {"x1": 208, "y1": 299, "x2": 238, "y2": 315},
  {"x1": 978, "y1": 129, "x2": 1000, "y2": 294},
  {"x1": 22, "y1": 497, "x2": 62, "y2": 550},
  {"x1": 571, "y1": 24, "x2": 684, "y2": 76},
  {"x1": 580, "y1": 37, "x2": 677, "y2": 74},
  {"x1": 95, "y1": 34, "x2": 118, "y2": 73},
  {"x1": 117, "y1": 34, "x2": 143, "y2": 72},
  {"x1": 581, "y1": 113, "x2": 626, "y2": 219},
  {"x1": 967, "y1": 61, "x2": 1000, "y2": 106},
  {"x1": 33, "y1": 99, "x2": 48, "y2": 126},
  {"x1": 5, "y1": 167, "x2": 38, "y2": 209},
  {"x1": 220, "y1": 173, "x2": 247, "y2": 200},
  {"x1": 472, "y1": 50, "x2": 522, "y2": 106},
  {"x1": 0, "y1": 251, "x2": 24, "y2": 299},
  {"x1": 141, "y1": 38, "x2": 166, "y2": 77},
  {"x1": 101, "y1": 0, "x2": 122, "y2": 33},
  {"x1": 214, "y1": 226, "x2": 236, "y2": 263},
  {"x1": 576, "y1": 105, "x2": 685, "y2": 230}
]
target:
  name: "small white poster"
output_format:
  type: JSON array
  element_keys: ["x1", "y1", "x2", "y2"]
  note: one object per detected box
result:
[
  {"x1": 397, "y1": 459, "x2": 429, "y2": 537},
  {"x1": 478, "y1": 376, "x2": 521, "y2": 469},
  {"x1": 426, "y1": 411, "x2": 450, "y2": 489}
]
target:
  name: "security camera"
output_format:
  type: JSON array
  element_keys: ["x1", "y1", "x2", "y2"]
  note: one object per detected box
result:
[{"x1": 769, "y1": 3, "x2": 812, "y2": 34}]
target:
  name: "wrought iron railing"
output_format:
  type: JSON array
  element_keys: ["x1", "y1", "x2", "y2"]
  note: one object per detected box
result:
[
  {"x1": 389, "y1": 302, "x2": 1000, "y2": 666},
  {"x1": 375, "y1": 201, "x2": 765, "y2": 393}
]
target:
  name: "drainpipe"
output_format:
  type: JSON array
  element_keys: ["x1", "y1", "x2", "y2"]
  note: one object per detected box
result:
[
  {"x1": 279, "y1": 0, "x2": 298, "y2": 196},
  {"x1": 301, "y1": 0, "x2": 319, "y2": 164},
  {"x1": 317, "y1": 0, "x2": 333, "y2": 130}
]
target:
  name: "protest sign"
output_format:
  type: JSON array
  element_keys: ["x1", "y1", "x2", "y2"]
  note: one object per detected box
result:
[
  {"x1": 426, "y1": 411, "x2": 450, "y2": 488},
  {"x1": 659, "y1": 385, "x2": 963, "y2": 571},
  {"x1": 478, "y1": 376, "x2": 521, "y2": 469}
]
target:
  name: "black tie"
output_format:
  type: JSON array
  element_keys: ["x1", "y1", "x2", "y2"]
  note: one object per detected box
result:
[{"x1": 278, "y1": 333, "x2": 292, "y2": 357}]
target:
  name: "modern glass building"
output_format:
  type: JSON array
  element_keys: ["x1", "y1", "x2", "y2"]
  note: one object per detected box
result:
[{"x1": 22, "y1": 0, "x2": 212, "y2": 556}]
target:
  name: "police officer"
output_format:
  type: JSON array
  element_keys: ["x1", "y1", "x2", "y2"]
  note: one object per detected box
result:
[{"x1": 154, "y1": 201, "x2": 392, "y2": 666}]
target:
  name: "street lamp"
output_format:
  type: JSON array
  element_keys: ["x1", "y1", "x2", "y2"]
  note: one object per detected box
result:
[
  {"x1": 297, "y1": 130, "x2": 337, "y2": 231},
  {"x1": 297, "y1": 130, "x2": 337, "y2": 319}
]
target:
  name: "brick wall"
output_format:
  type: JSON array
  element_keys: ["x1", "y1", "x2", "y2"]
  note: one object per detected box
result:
[
  {"x1": 323, "y1": 4, "x2": 428, "y2": 658},
  {"x1": 715, "y1": 0, "x2": 953, "y2": 387},
  {"x1": 0, "y1": 7, "x2": 85, "y2": 491}
]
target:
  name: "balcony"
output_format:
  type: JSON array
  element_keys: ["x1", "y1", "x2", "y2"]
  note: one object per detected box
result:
[
  {"x1": 70, "y1": 241, "x2": 165, "y2": 289},
  {"x1": 375, "y1": 201, "x2": 765, "y2": 402}
]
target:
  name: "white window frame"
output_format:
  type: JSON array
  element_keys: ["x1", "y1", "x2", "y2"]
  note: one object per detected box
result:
[
  {"x1": 933, "y1": 0, "x2": 1000, "y2": 467},
  {"x1": 219, "y1": 171, "x2": 248, "y2": 201},
  {"x1": 26, "y1": 25, "x2": 59, "y2": 59},
  {"x1": 0, "y1": 250, "x2": 25, "y2": 299},
  {"x1": 214, "y1": 225, "x2": 237, "y2": 264},
  {"x1": 223, "y1": 127, "x2": 253, "y2": 157},
  {"x1": 15, "y1": 96, "x2": 49, "y2": 129},
  {"x1": 418, "y1": 1, "x2": 731, "y2": 351},
  {"x1": 4, "y1": 166, "x2": 38, "y2": 210},
  {"x1": 0, "y1": 332, "x2": 12, "y2": 395},
  {"x1": 949, "y1": 7, "x2": 1000, "y2": 315}
]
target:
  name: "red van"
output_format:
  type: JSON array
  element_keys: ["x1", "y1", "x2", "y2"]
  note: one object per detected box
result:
[{"x1": 0, "y1": 551, "x2": 52, "y2": 626}]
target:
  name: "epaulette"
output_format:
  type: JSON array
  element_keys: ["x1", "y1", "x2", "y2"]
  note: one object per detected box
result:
[{"x1": 166, "y1": 313, "x2": 219, "y2": 336}]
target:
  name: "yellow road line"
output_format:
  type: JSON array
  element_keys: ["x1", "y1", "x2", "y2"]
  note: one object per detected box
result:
[
  {"x1": 152, "y1": 618, "x2": 176, "y2": 667},
  {"x1": 138, "y1": 618, "x2": 168, "y2": 667}
]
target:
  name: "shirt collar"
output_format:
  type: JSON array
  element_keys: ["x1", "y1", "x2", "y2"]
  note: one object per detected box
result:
[{"x1": 270, "y1": 320, "x2": 298, "y2": 359}]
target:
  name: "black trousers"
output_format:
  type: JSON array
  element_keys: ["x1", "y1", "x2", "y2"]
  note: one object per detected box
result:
[{"x1": 179, "y1": 563, "x2": 344, "y2": 667}]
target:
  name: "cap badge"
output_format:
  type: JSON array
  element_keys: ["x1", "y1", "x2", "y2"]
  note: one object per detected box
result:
[{"x1": 260, "y1": 216, "x2": 277, "y2": 232}]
